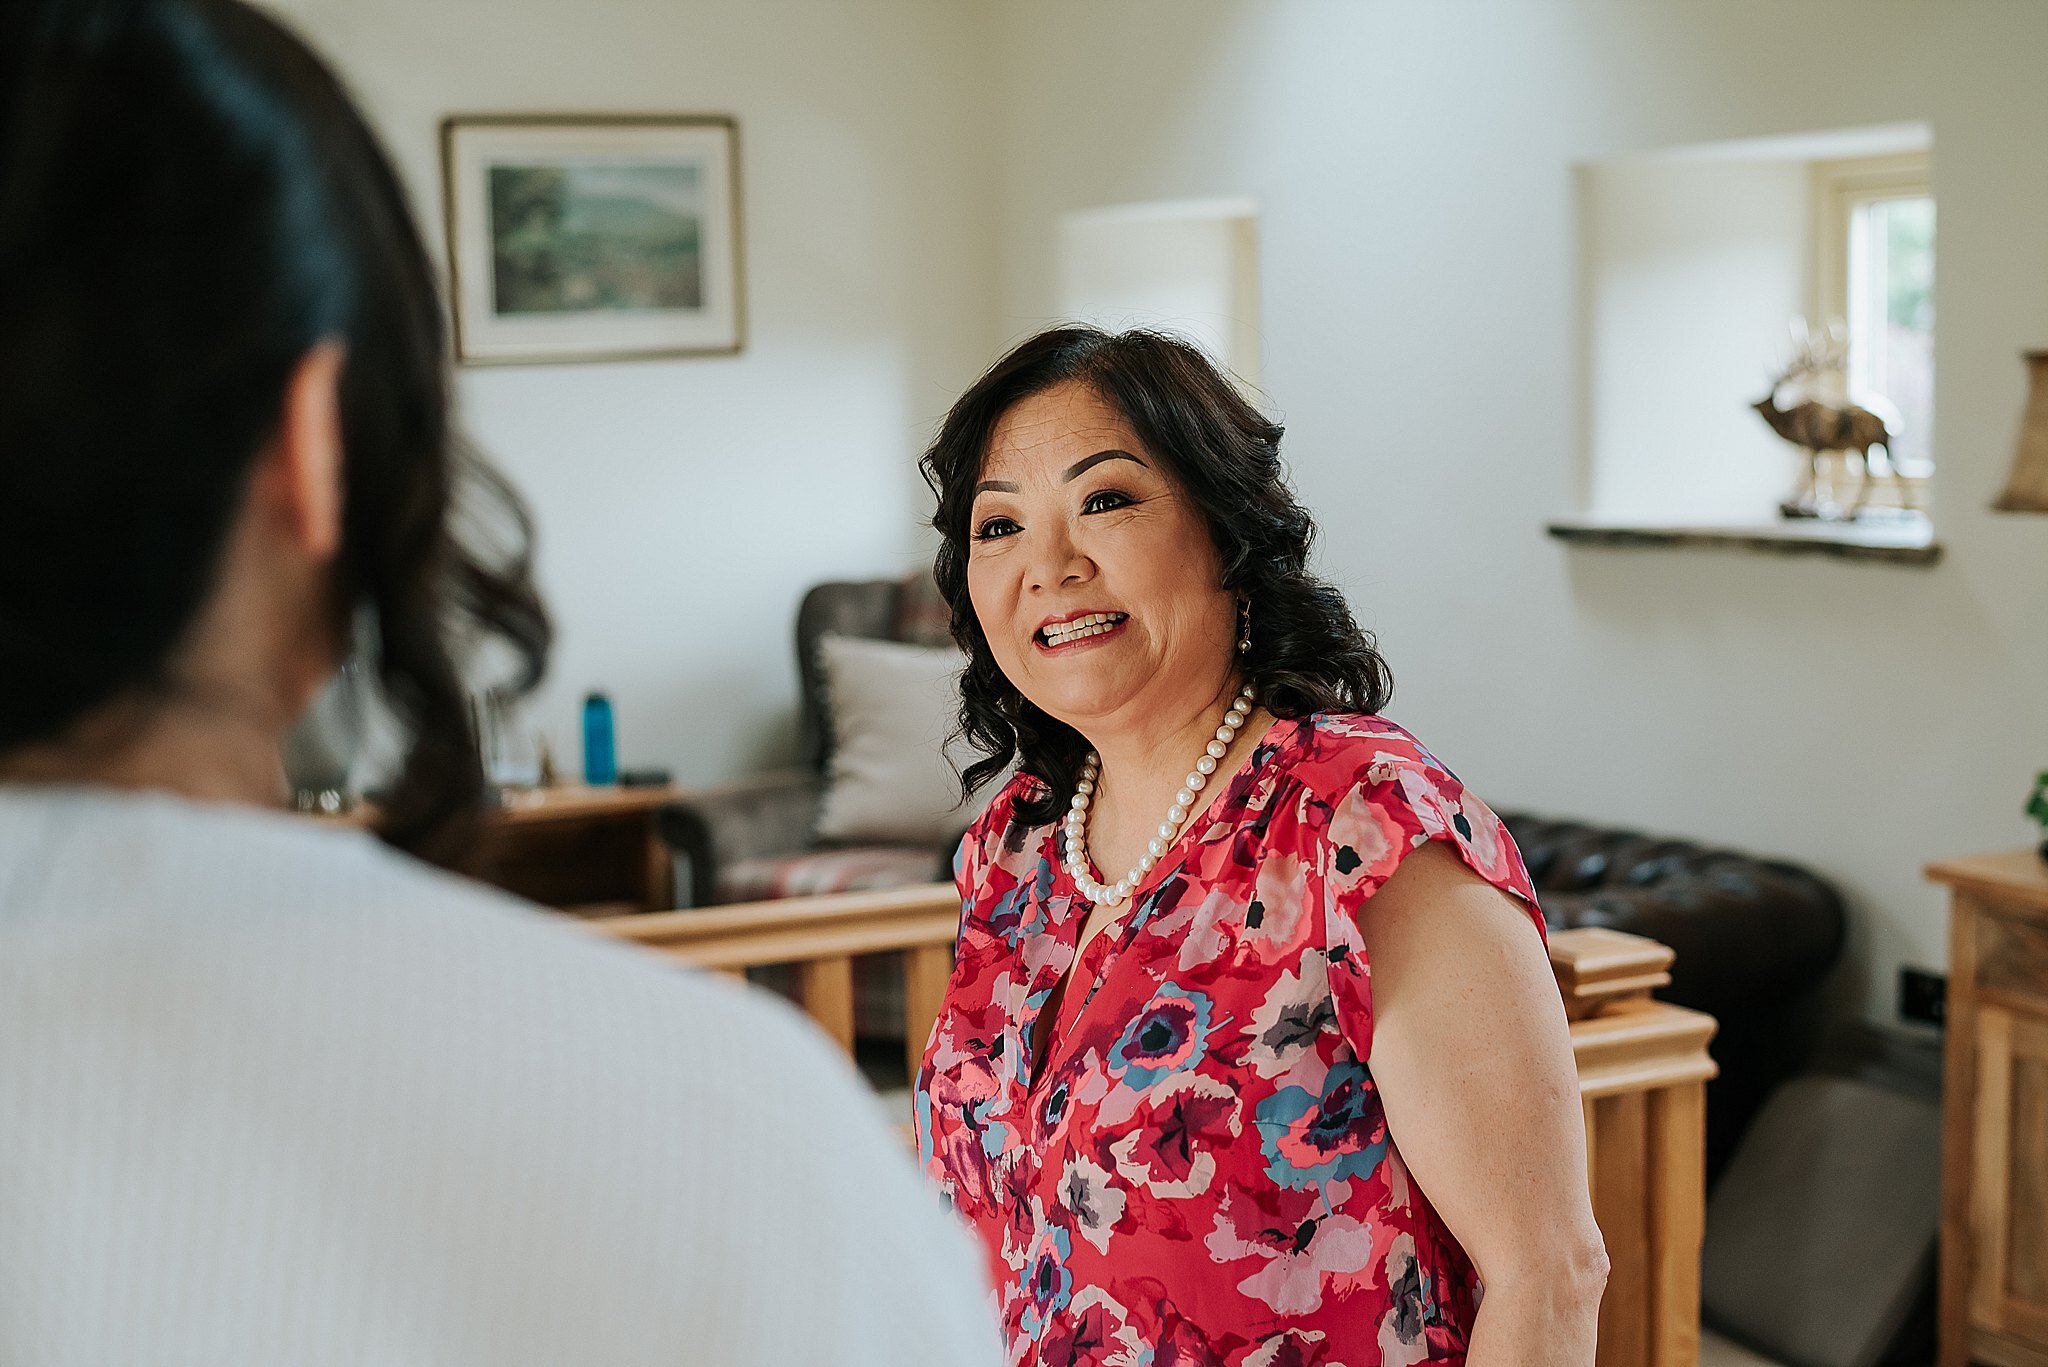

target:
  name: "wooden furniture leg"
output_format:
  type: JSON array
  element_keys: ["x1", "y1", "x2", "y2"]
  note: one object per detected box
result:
[
  {"x1": 1556, "y1": 929, "x2": 1716, "y2": 1367},
  {"x1": 1594, "y1": 1091, "x2": 1652, "y2": 1366},
  {"x1": 1649, "y1": 1080, "x2": 1707, "y2": 1367},
  {"x1": 903, "y1": 942, "x2": 954, "y2": 1083},
  {"x1": 1939, "y1": 891, "x2": 1981, "y2": 1367},
  {"x1": 641, "y1": 812, "x2": 674, "y2": 911},
  {"x1": 792, "y1": 956, "x2": 855, "y2": 1051}
]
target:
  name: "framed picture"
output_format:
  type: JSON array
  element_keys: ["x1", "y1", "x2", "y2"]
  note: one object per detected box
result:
[{"x1": 440, "y1": 115, "x2": 744, "y2": 364}]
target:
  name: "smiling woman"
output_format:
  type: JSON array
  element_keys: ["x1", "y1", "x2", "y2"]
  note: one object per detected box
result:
[
  {"x1": 913, "y1": 328, "x2": 1609, "y2": 1367},
  {"x1": 921, "y1": 328, "x2": 1392, "y2": 827}
]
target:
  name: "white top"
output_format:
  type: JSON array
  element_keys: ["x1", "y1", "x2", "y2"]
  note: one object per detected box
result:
[{"x1": 0, "y1": 786, "x2": 1000, "y2": 1367}]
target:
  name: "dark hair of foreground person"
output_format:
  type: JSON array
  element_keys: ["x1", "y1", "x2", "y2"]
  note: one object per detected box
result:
[{"x1": 0, "y1": 0, "x2": 548, "y2": 860}]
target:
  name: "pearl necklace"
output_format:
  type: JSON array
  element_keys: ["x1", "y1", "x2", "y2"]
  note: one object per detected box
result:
[{"x1": 1061, "y1": 684, "x2": 1259, "y2": 907}]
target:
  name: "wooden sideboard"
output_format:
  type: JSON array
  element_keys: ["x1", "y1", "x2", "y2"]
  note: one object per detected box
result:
[
  {"x1": 1926, "y1": 851, "x2": 2048, "y2": 1367},
  {"x1": 596, "y1": 889, "x2": 1716, "y2": 1367}
]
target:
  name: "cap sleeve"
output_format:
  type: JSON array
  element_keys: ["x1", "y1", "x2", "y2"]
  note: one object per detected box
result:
[{"x1": 1316, "y1": 744, "x2": 1544, "y2": 1063}]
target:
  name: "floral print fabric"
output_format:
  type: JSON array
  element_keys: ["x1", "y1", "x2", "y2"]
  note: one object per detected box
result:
[{"x1": 915, "y1": 713, "x2": 1544, "y2": 1367}]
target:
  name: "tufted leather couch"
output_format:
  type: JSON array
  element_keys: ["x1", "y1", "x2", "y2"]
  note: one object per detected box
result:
[{"x1": 1498, "y1": 813, "x2": 1848, "y2": 1185}]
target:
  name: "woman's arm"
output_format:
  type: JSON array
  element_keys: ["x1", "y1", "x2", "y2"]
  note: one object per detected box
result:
[{"x1": 1357, "y1": 841, "x2": 1608, "y2": 1366}]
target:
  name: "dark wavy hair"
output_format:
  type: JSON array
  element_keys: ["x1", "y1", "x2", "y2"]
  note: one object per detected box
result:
[
  {"x1": 0, "y1": 0, "x2": 549, "y2": 864},
  {"x1": 920, "y1": 326, "x2": 1392, "y2": 827}
]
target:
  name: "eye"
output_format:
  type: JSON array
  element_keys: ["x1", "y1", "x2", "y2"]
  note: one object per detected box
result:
[
  {"x1": 1082, "y1": 489, "x2": 1134, "y2": 515},
  {"x1": 973, "y1": 516, "x2": 1021, "y2": 542}
]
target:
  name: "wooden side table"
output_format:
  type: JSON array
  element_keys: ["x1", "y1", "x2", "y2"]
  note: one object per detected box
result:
[
  {"x1": 1925, "y1": 851, "x2": 2048, "y2": 1367},
  {"x1": 312, "y1": 784, "x2": 682, "y2": 916},
  {"x1": 477, "y1": 785, "x2": 681, "y2": 916}
]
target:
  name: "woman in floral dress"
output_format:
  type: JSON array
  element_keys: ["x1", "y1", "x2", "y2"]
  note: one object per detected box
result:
[{"x1": 914, "y1": 327, "x2": 1608, "y2": 1367}]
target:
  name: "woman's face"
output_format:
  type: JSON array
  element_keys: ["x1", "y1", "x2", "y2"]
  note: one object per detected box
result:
[{"x1": 966, "y1": 379, "x2": 1238, "y2": 741}]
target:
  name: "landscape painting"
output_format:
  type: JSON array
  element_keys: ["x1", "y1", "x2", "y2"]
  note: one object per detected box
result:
[
  {"x1": 443, "y1": 117, "x2": 742, "y2": 363},
  {"x1": 487, "y1": 160, "x2": 703, "y2": 315}
]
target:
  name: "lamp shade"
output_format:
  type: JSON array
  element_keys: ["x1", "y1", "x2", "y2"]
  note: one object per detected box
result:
[{"x1": 1995, "y1": 349, "x2": 2048, "y2": 512}]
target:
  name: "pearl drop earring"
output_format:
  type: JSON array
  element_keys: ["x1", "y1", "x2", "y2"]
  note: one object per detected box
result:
[{"x1": 1237, "y1": 600, "x2": 1252, "y2": 655}]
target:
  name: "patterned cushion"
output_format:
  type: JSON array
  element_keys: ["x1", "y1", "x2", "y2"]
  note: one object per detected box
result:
[{"x1": 716, "y1": 845, "x2": 942, "y2": 903}]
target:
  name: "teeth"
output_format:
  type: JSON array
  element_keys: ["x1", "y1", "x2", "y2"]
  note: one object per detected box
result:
[{"x1": 1042, "y1": 612, "x2": 1127, "y2": 645}]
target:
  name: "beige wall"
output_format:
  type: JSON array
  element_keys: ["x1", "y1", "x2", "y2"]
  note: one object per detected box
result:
[
  {"x1": 1582, "y1": 154, "x2": 1813, "y2": 521},
  {"x1": 270, "y1": 0, "x2": 999, "y2": 781},
  {"x1": 988, "y1": 0, "x2": 2048, "y2": 1024}
]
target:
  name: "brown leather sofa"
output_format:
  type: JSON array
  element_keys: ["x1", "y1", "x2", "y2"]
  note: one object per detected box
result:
[{"x1": 1500, "y1": 813, "x2": 1848, "y2": 1184}]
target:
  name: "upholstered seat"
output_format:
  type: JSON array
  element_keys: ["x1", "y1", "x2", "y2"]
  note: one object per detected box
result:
[
  {"x1": 1500, "y1": 813, "x2": 1847, "y2": 1184},
  {"x1": 659, "y1": 574, "x2": 960, "y2": 912}
]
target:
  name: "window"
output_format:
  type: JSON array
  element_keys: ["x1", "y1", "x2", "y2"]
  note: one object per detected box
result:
[
  {"x1": 1559, "y1": 128, "x2": 1940, "y2": 562},
  {"x1": 1812, "y1": 153, "x2": 1935, "y2": 485}
]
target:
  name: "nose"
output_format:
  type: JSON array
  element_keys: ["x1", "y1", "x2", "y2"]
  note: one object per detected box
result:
[{"x1": 1025, "y1": 521, "x2": 1093, "y2": 595}]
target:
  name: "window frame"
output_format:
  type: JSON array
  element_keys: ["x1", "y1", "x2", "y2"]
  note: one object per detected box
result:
[{"x1": 1808, "y1": 150, "x2": 1934, "y2": 496}]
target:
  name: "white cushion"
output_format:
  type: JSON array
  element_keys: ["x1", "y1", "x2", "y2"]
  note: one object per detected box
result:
[{"x1": 814, "y1": 635, "x2": 986, "y2": 845}]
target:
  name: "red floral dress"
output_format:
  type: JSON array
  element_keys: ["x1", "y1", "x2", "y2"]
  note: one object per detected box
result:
[{"x1": 914, "y1": 713, "x2": 1545, "y2": 1367}]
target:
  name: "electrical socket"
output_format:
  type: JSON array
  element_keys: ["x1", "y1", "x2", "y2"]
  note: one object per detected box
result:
[{"x1": 1898, "y1": 965, "x2": 1947, "y2": 1026}]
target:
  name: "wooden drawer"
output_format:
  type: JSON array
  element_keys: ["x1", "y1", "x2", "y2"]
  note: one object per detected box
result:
[
  {"x1": 1976, "y1": 905, "x2": 2048, "y2": 1012},
  {"x1": 1972, "y1": 1004, "x2": 2048, "y2": 1352}
]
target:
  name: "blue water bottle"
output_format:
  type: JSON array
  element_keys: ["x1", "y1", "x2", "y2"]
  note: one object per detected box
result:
[{"x1": 581, "y1": 690, "x2": 616, "y2": 786}]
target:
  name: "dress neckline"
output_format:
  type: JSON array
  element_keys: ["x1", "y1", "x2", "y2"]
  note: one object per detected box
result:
[{"x1": 1026, "y1": 713, "x2": 1302, "y2": 1088}]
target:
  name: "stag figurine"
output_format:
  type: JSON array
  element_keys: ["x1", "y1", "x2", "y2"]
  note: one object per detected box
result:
[{"x1": 1753, "y1": 326, "x2": 1909, "y2": 520}]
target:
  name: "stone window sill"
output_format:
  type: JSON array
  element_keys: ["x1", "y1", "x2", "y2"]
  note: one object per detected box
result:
[{"x1": 1545, "y1": 514, "x2": 1941, "y2": 566}]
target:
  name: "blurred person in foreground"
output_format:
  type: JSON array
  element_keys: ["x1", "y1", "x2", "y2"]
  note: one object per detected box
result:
[{"x1": 0, "y1": 2, "x2": 999, "y2": 1363}]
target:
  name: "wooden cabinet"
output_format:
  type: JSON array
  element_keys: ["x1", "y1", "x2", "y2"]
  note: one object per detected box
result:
[{"x1": 1927, "y1": 851, "x2": 2048, "y2": 1367}]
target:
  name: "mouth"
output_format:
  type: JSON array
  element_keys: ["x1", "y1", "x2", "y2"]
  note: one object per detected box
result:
[{"x1": 1034, "y1": 611, "x2": 1129, "y2": 651}]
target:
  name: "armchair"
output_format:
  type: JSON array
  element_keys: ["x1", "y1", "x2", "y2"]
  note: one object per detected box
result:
[{"x1": 658, "y1": 573, "x2": 961, "y2": 906}]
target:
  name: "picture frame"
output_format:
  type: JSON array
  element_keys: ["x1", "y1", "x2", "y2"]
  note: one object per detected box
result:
[{"x1": 440, "y1": 114, "x2": 744, "y2": 365}]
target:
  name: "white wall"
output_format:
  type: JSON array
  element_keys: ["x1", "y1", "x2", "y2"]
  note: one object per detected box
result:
[
  {"x1": 268, "y1": 0, "x2": 2048, "y2": 1023},
  {"x1": 272, "y1": 0, "x2": 997, "y2": 782},
  {"x1": 1058, "y1": 199, "x2": 1263, "y2": 387},
  {"x1": 1582, "y1": 157, "x2": 1811, "y2": 521},
  {"x1": 988, "y1": 0, "x2": 2048, "y2": 1025}
]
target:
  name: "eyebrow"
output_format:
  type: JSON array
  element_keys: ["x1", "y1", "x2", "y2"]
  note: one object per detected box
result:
[
  {"x1": 1063, "y1": 449, "x2": 1146, "y2": 481},
  {"x1": 971, "y1": 449, "x2": 1148, "y2": 498}
]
